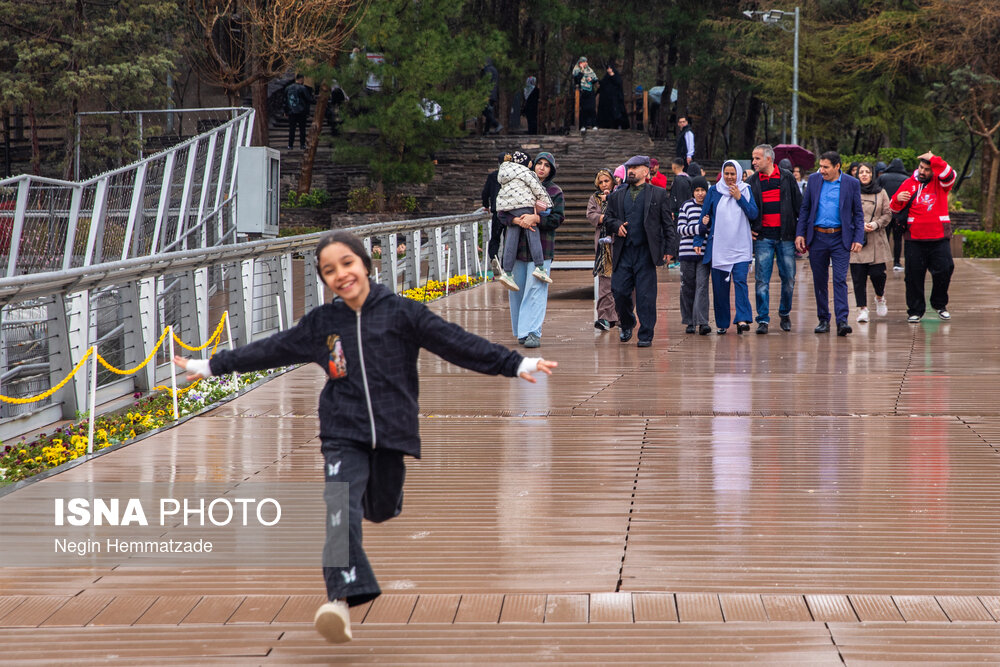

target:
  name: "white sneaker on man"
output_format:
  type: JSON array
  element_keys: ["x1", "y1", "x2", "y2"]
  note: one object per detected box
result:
[
  {"x1": 937, "y1": 308, "x2": 950, "y2": 320},
  {"x1": 908, "y1": 314, "x2": 921, "y2": 323},
  {"x1": 314, "y1": 600, "x2": 353, "y2": 643},
  {"x1": 875, "y1": 296, "x2": 888, "y2": 317},
  {"x1": 856, "y1": 307, "x2": 869, "y2": 323}
]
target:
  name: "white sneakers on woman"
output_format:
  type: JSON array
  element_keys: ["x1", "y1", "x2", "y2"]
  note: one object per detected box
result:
[
  {"x1": 314, "y1": 600, "x2": 353, "y2": 643},
  {"x1": 858, "y1": 297, "x2": 888, "y2": 323}
]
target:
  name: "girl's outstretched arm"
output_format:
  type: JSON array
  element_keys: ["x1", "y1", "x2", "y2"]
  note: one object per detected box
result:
[{"x1": 519, "y1": 358, "x2": 557, "y2": 383}]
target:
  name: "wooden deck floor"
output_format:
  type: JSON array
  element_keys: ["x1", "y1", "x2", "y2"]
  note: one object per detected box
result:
[{"x1": 3, "y1": 257, "x2": 1000, "y2": 664}]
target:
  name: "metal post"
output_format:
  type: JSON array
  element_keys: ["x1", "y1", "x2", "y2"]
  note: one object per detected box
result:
[
  {"x1": 792, "y1": 6, "x2": 799, "y2": 146},
  {"x1": 87, "y1": 346, "x2": 96, "y2": 454},
  {"x1": 168, "y1": 326, "x2": 178, "y2": 419},
  {"x1": 75, "y1": 115, "x2": 81, "y2": 181}
]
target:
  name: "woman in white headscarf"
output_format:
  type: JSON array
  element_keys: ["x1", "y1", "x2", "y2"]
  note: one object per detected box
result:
[{"x1": 698, "y1": 159, "x2": 759, "y2": 334}]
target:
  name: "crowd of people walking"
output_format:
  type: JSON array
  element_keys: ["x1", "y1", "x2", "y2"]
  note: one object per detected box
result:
[{"x1": 482, "y1": 139, "x2": 959, "y2": 348}]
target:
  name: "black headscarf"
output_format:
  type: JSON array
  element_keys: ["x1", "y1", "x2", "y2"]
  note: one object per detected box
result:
[{"x1": 858, "y1": 162, "x2": 882, "y2": 195}]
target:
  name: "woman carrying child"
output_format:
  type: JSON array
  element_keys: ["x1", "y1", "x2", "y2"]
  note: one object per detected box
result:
[
  {"x1": 491, "y1": 150, "x2": 554, "y2": 289},
  {"x1": 174, "y1": 231, "x2": 556, "y2": 644}
]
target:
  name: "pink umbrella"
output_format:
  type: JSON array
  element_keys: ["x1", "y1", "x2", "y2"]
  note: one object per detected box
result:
[{"x1": 773, "y1": 144, "x2": 815, "y2": 171}]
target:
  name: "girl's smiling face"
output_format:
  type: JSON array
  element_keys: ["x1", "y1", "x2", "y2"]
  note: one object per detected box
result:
[{"x1": 318, "y1": 242, "x2": 371, "y2": 310}]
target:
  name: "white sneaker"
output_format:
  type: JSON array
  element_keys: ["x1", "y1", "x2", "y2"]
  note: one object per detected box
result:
[
  {"x1": 531, "y1": 266, "x2": 553, "y2": 284},
  {"x1": 856, "y1": 307, "x2": 869, "y2": 323},
  {"x1": 937, "y1": 308, "x2": 950, "y2": 320},
  {"x1": 908, "y1": 314, "x2": 921, "y2": 323},
  {"x1": 314, "y1": 600, "x2": 353, "y2": 643},
  {"x1": 497, "y1": 271, "x2": 520, "y2": 291},
  {"x1": 875, "y1": 297, "x2": 888, "y2": 317},
  {"x1": 893, "y1": 264, "x2": 904, "y2": 272}
]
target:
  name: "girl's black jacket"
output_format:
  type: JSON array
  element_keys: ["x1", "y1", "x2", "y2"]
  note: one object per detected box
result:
[{"x1": 209, "y1": 283, "x2": 524, "y2": 457}]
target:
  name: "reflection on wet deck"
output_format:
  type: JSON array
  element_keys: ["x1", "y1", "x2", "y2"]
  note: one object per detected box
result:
[{"x1": 2, "y1": 258, "x2": 1000, "y2": 663}]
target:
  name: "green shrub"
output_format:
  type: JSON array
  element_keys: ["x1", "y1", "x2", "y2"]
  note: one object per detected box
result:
[
  {"x1": 877, "y1": 147, "x2": 919, "y2": 172},
  {"x1": 956, "y1": 230, "x2": 1000, "y2": 258},
  {"x1": 283, "y1": 189, "x2": 331, "y2": 208},
  {"x1": 279, "y1": 225, "x2": 327, "y2": 237},
  {"x1": 388, "y1": 193, "x2": 418, "y2": 214},
  {"x1": 347, "y1": 187, "x2": 386, "y2": 212}
]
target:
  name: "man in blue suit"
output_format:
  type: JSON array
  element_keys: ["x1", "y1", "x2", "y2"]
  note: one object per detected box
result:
[{"x1": 795, "y1": 151, "x2": 864, "y2": 336}]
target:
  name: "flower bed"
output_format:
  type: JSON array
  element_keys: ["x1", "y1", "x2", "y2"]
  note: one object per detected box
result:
[
  {"x1": 0, "y1": 369, "x2": 278, "y2": 485},
  {"x1": 402, "y1": 275, "x2": 483, "y2": 302}
]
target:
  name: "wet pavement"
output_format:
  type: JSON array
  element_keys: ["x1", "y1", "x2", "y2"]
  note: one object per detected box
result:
[{"x1": 1, "y1": 257, "x2": 999, "y2": 664}]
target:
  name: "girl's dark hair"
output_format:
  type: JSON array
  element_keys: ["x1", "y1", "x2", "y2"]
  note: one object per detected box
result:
[{"x1": 316, "y1": 231, "x2": 372, "y2": 275}]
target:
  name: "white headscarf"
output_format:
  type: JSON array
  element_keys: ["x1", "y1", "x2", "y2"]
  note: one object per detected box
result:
[{"x1": 711, "y1": 159, "x2": 754, "y2": 273}]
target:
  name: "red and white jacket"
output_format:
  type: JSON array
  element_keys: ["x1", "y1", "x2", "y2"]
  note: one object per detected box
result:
[{"x1": 888, "y1": 156, "x2": 956, "y2": 240}]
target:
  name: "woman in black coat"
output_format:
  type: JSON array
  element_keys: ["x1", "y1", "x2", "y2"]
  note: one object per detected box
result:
[
  {"x1": 597, "y1": 65, "x2": 629, "y2": 129},
  {"x1": 521, "y1": 76, "x2": 539, "y2": 134}
]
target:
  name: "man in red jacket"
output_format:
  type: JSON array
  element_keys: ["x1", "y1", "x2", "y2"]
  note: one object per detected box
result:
[{"x1": 888, "y1": 151, "x2": 956, "y2": 323}]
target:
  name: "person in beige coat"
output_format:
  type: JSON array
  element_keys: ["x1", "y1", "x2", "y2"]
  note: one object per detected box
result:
[
  {"x1": 587, "y1": 168, "x2": 617, "y2": 330},
  {"x1": 850, "y1": 162, "x2": 893, "y2": 322}
]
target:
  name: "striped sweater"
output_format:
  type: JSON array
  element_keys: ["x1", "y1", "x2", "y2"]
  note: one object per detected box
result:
[{"x1": 676, "y1": 198, "x2": 704, "y2": 261}]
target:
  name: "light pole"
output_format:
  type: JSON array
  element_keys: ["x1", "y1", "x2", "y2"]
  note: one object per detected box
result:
[{"x1": 743, "y1": 7, "x2": 800, "y2": 146}]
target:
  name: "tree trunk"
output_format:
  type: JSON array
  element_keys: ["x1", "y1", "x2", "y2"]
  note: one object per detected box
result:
[
  {"x1": 953, "y1": 130, "x2": 980, "y2": 197},
  {"x1": 28, "y1": 102, "x2": 40, "y2": 176},
  {"x1": 297, "y1": 53, "x2": 341, "y2": 194},
  {"x1": 251, "y1": 74, "x2": 269, "y2": 147},
  {"x1": 297, "y1": 80, "x2": 330, "y2": 195},
  {"x1": 742, "y1": 94, "x2": 761, "y2": 155},
  {"x1": 984, "y1": 142, "x2": 999, "y2": 233},
  {"x1": 623, "y1": 31, "x2": 635, "y2": 128}
]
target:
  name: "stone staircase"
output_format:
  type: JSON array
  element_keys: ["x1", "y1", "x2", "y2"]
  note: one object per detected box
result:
[
  {"x1": 267, "y1": 121, "x2": 723, "y2": 246},
  {"x1": 429, "y1": 130, "x2": 721, "y2": 257}
]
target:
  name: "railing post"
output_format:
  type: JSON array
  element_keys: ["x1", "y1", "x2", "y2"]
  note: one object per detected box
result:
[
  {"x1": 47, "y1": 291, "x2": 89, "y2": 420},
  {"x1": 278, "y1": 252, "x2": 293, "y2": 330},
  {"x1": 120, "y1": 278, "x2": 157, "y2": 392},
  {"x1": 121, "y1": 161, "x2": 148, "y2": 261},
  {"x1": 402, "y1": 230, "x2": 421, "y2": 291},
  {"x1": 84, "y1": 178, "x2": 109, "y2": 266},
  {"x1": 228, "y1": 259, "x2": 254, "y2": 345},
  {"x1": 150, "y1": 151, "x2": 175, "y2": 254},
  {"x1": 303, "y1": 250, "x2": 325, "y2": 311},
  {"x1": 178, "y1": 268, "x2": 208, "y2": 350},
  {"x1": 61, "y1": 186, "x2": 84, "y2": 272},
  {"x1": 5, "y1": 178, "x2": 29, "y2": 277},
  {"x1": 428, "y1": 226, "x2": 444, "y2": 283}
]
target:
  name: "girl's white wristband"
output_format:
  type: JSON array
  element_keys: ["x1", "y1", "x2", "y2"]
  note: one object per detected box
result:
[
  {"x1": 186, "y1": 359, "x2": 213, "y2": 378},
  {"x1": 517, "y1": 358, "x2": 541, "y2": 376}
]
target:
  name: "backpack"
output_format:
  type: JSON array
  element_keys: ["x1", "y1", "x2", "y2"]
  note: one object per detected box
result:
[{"x1": 285, "y1": 85, "x2": 304, "y2": 115}]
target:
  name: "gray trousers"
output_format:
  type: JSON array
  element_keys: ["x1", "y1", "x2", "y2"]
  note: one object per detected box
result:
[
  {"x1": 680, "y1": 259, "x2": 711, "y2": 326},
  {"x1": 500, "y1": 208, "x2": 544, "y2": 272}
]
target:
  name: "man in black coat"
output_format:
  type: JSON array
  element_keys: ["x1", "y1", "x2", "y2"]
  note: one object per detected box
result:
[
  {"x1": 878, "y1": 158, "x2": 909, "y2": 271},
  {"x1": 748, "y1": 144, "x2": 803, "y2": 334},
  {"x1": 603, "y1": 155, "x2": 678, "y2": 347}
]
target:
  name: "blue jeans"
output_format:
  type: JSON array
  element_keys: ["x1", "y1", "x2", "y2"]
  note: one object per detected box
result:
[
  {"x1": 753, "y1": 238, "x2": 796, "y2": 323},
  {"x1": 711, "y1": 261, "x2": 752, "y2": 330},
  {"x1": 508, "y1": 258, "x2": 551, "y2": 339}
]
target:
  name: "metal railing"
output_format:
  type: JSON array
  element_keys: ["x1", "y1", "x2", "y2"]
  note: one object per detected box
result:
[
  {"x1": 0, "y1": 107, "x2": 254, "y2": 278},
  {"x1": 0, "y1": 212, "x2": 489, "y2": 441}
]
